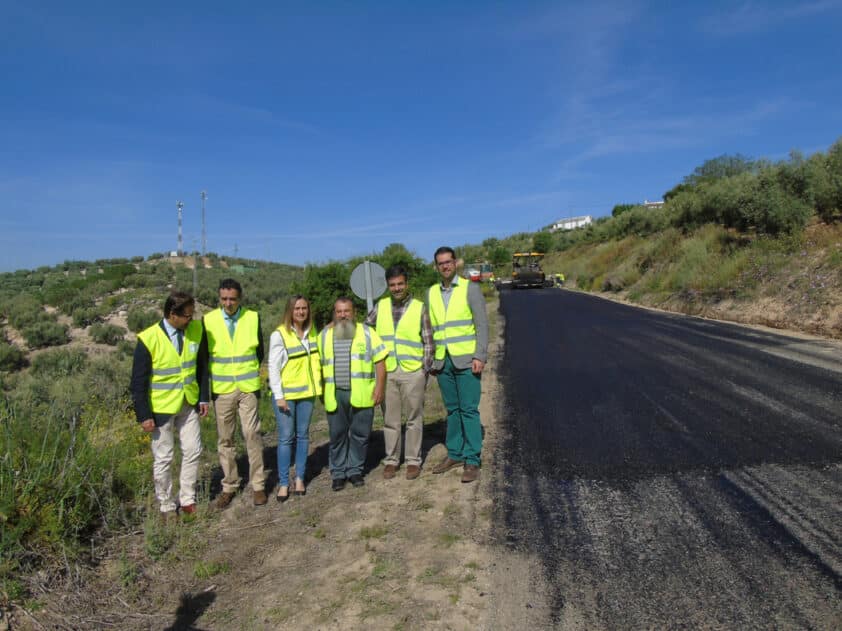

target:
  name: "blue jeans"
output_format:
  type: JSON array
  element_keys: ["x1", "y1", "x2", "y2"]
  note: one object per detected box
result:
[
  {"x1": 327, "y1": 389, "x2": 373, "y2": 480},
  {"x1": 272, "y1": 397, "x2": 314, "y2": 486}
]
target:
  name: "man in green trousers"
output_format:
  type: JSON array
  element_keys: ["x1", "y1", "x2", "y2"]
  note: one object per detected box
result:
[{"x1": 427, "y1": 246, "x2": 489, "y2": 483}]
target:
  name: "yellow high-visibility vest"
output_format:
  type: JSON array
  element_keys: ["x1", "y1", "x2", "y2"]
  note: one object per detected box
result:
[
  {"x1": 428, "y1": 281, "x2": 477, "y2": 364},
  {"x1": 276, "y1": 325, "x2": 323, "y2": 400},
  {"x1": 375, "y1": 297, "x2": 424, "y2": 373},
  {"x1": 204, "y1": 308, "x2": 261, "y2": 394},
  {"x1": 318, "y1": 323, "x2": 388, "y2": 412},
  {"x1": 138, "y1": 320, "x2": 203, "y2": 414}
]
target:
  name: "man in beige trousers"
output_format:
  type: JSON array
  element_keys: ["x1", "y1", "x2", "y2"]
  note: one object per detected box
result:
[
  {"x1": 202, "y1": 278, "x2": 267, "y2": 507},
  {"x1": 366, "y1": 264, "x2": 434, "y2": 480}
]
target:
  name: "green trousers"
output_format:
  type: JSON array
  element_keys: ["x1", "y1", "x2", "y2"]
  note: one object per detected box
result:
[{"x1": 436, "y1": 354, "x2": 483, "y2": 466}]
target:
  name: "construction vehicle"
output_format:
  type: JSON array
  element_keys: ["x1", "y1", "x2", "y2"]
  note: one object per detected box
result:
[
  {"x1": 497, "y1": 252, "x2": 554, "y2": 289},
  {"x1": 464, "y1": 261, "x2": 494, "y2": 283}
]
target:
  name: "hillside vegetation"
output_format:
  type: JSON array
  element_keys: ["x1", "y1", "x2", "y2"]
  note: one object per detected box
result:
[{"x1": 460, "y1": 138, "x2": 842, "y2": 337}]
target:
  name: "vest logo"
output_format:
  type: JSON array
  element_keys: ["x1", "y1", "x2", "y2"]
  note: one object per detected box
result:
[
  {"x1": 189, "y1": 343, "x2": 198, "y2": 353},
  {"x1": 355, "y1": 343, "x2": 366, "y2": 352}
]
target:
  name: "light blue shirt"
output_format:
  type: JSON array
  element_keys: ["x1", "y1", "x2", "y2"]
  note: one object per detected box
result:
[
  {"x1": 161, "y1": 318, "x2": 181, "y2": 351},
  {"x1": 222, "y1": 307, "x2": 240, "y2": 338}
]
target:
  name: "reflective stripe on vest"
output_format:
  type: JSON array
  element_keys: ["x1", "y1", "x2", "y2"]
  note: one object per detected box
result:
[
  {"x1": 204, "y1": 308, "x2": 261, "y2": 393},
  {"x1": 138, "y1": 319, "x2": 202, "y2": 414},
  {"x1": 375, "y1": 297, "x2": 424, "y2": 372},
  {"x1": 318, "y1": 323, "x2": 388, "y2": 413},
  {"x1": 428, "y1": 281, "x2": 477, "y2": 363},
  {"x1": 276, "y1": 325, "x2": 323, "y2": 400}
]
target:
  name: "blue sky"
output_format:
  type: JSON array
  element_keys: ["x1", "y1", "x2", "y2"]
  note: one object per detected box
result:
[{"x1": 2, "y1": 1, "x2": 841, "y2": 271}]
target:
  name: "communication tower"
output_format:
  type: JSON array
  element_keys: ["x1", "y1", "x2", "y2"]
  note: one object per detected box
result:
[
  {"x1": 200, "y1": 190, "x2": 207, "y2": 256},
  {"x1": 177, "y1": 200, "x2": 184, "y2": 256}
]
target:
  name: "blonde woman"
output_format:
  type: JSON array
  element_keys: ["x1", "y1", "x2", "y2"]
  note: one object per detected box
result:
[{"x1": 268, "y1": 295, "x2": 322, "y2": 501}]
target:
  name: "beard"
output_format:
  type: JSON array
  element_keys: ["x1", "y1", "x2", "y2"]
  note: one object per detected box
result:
[{"x1": 333, "y1": 319, "x2": 356, "y2": 340}]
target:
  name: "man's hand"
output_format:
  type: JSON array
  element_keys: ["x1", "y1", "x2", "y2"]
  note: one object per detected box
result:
[
  {"x1": 198, "y1": 403, "x2": 209, "y2": 417},
  {"x1": 471, "y1": 359, "x2": 485, "y2": 375},
  {"x1": 140, "y1": 418, "x2": 156, "y2": 432},
  {"x1": 277, "y1": 398, "x2": 289, "y2": 413},
  {"x1": 372, "y1": 385, "x2": 385, "y2": 406}
]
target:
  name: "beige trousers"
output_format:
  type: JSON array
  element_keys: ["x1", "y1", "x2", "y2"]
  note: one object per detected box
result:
[
  {"x1": 151, "y1": 401, "x2": 202, "y2": 513},
  {"x1": 382, "y1": 366, "x2": 426, "y2": 466},
  {"x1": 214, "y1": 389, "x2": 266, "y2": 493}
]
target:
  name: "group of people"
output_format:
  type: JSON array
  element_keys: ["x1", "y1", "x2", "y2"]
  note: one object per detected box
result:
[{"x1": 130, "y1": 246, "x2": 490, "y2": 517}]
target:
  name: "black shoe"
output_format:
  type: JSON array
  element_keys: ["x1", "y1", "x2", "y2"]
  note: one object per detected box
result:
[
  {"x1": 332, "y1": 478, "x2": 346, "y2": 492},
  {"x1": 349, "y1": 474, "x2": 364, "y2": 488}
]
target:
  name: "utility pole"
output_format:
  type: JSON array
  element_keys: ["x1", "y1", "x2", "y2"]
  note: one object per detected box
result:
[
  {"x1": 192, "y1": 238, "x2": 198, "y2": 296},
  {"x1": 177, "y1": 200, "x2": 184, "y2": 256},
  {"x1": 200, "y1": 190, "x2": 207, "y2": 256}
]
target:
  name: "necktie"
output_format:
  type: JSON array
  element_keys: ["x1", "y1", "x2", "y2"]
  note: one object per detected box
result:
[
  {"x1": 176, "y1": 329, "x2": 184, "y2": 354},
  {"x1": 227, "y1": 318, "x2": 235, "y2": 339}
]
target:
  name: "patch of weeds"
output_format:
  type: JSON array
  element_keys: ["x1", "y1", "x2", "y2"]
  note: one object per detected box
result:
[
  {"x1": 437, "y1": 532, "x2": 461, "y2": 548},
  {"x1": 360, "y1": 525, "x2": 389, "y2": 540},
  {"x1": 465, "y1": 561, "x2": 480, "y2": 571},
  {"x1": 449, "y1": 592, "x2": 460, "y2": 604},
  {"x1": 193, "y1": 560, "x2": 230, "y2": 579},
  {"x1": 371, "y1": 553, "x2": 399, "y2": 580},
  {"x1": 406, "y1": 492, "x2": 433, "y2": 512},
  {"x1": 442, "y1": 503, "x2": 460, "y2": 518},
  {"x1": 302, "y1": 513, "x2": 319, "y2": 529},
  {"x1": 144, "y1": 518, "x2": 176, "y2": 561},
  {"x1": 419, "y1": 565, "x2": 443, "y2": 582},
  {"x1": 118, "y1": 552, "x2": 140, "y2": 590},
  {"x1": 313, "y1": 527, "x2": 326, "y2": 539},
  {"x1": 317, "y1": 599, "x2": 345, "y2": 623},
  {"x1": 266, "y1": 605, "x2": 294, "y2": 624},
  {"x1": 23, "y1": 598, "x2": 44, "y2": 612},
  {"x1": 359, "y1": 596, "x2": 397, "y2": 620}
]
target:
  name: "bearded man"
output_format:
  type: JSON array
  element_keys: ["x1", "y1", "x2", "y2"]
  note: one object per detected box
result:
[{"x1": 318, "y1": 297, "x2": 388, "y2": 490}]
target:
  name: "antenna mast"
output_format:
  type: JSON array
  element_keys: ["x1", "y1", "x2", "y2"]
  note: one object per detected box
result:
[
  {"x1": 176, "y1": 200, "x2": 184, "y2": 256},
  {"x1": 200, "y1": 190, "x2": 207, "y2": 256}
]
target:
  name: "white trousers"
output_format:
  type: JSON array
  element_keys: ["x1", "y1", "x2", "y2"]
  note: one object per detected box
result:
[{"x1": 150, "y1": 401, "x2": 203, "y2": 512}]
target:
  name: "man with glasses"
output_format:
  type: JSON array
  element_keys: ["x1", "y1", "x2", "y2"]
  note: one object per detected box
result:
[
  {"x1": 427, "y1": 246, "x2": 489, "y2": 483},
  {"x1": 130, "y1": 291, "x2": 209, "y2": 518}
]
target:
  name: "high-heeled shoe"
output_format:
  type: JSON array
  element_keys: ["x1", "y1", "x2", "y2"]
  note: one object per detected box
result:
[
  {"x1": 293, "y1": 480, "x2": 306, "y2": 497},
  {"x1": 276, "y1": 486, "x2": 290, "y2": 503}
]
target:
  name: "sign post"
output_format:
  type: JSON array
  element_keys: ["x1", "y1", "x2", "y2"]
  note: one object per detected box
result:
[{"x1": 349, "y1": 261, "x2": 387, "y2": 312}]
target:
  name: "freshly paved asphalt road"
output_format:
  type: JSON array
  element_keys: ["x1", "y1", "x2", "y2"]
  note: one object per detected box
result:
[{"x1": 492, "y1": 288, "x2": 842, "y2": 629}]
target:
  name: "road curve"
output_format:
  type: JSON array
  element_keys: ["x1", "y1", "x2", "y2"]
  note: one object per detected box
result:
[{"x1": 491, "y1": 288, "x2": 842, "y2": 629}]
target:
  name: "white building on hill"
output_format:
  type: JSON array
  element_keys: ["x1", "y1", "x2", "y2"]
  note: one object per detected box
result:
[{"x1": 550, "y1": 215, "x2": 593, "y2": 232}]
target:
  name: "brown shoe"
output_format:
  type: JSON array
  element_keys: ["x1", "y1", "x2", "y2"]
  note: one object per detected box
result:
[
  {"x1": 432, "y1": 457, "x2": 463, "y2": 474},
  {"x1": 405, "y1": 465, "x2": 421, "y2": 480},
  {"x1": 253, "y1": 489, "x2": 268, "y2": 506},
  {"x1": 383, "y1": 464, "x2": 398, "y2": 480},
  {"x1": 216, "y1": 491, "x2": 235, "y2": 510},
  {"x1": 461, "y1": 464, "x2": 480, "y2": 483}
]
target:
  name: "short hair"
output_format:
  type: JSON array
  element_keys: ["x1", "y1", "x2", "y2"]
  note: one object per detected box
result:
[
  {"x1": 164, "y1": 291, "x2": 195, "y2": 318},
  {"x1": 218, "y1": 278, "x2": 242, "y2": 296},
  {"x1": 433, "y1": 246, "x2": 455, "y2": 262},
  {"x1": 334, "y1": 296, "x2": 355, "y2": 309},
  {"x1": 385, "y1": 264, "x2": 408, "y2": 282},
  {"x1": 281, "y1": 294, "x2": 311, "y2": 332}
]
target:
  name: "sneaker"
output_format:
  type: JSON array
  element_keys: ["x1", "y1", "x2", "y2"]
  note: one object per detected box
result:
[
  {"x1": 253, "y1": 489, "x2": 268, "y2": 506},
  {"x1": 405, "y1": 465, "x2": 421, "y2": 480},
  {"x1": 383, "y1": 464, "x2": 398, "y2": 479},
  {"x1": 432, "y1": 457, "x2": 463, "y2": 474},
  {"x1": 349, "y1": 474, "x2": 365, "y2": 487},
  {"x1": 216, "y1": 491, "x2": 235, "y2": 510}
]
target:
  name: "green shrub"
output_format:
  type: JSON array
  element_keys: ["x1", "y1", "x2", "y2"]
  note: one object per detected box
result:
[
  {"x1": 22, "y1": 322, "x2": 69, "y2": 348},
  {"x1": 126, "y1": 308, "x2": 160, "y2": 333},
  {"x1": 89, "y1": 323, "x2": 126, "y2": 346},
  {"x1": 30, "y1": 347, "x2": 87, "y2": 378},
  {"x1": 0, "y1": 340, "x2": 25, "y2": 372},
  {"x1": 5, "y1": 295, "x2": 47, "y2": 330}
]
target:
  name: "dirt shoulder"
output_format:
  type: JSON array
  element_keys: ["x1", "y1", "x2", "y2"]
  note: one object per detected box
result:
[{"x1": 14, "y1": 302, "x2": 514, "y2": 631}]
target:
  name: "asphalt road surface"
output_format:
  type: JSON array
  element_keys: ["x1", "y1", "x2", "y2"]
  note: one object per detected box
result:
[{"x1": 492, "y1": 288, "x2": 842, "y2": 630}]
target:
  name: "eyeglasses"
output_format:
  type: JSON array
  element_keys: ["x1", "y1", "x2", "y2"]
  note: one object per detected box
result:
[
  {"x1": 174, "y1": 311, "x2": 194, "y2": 319},
  {"x1": 436, "y1": 259, "x2": 455, "y2": 268}
]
